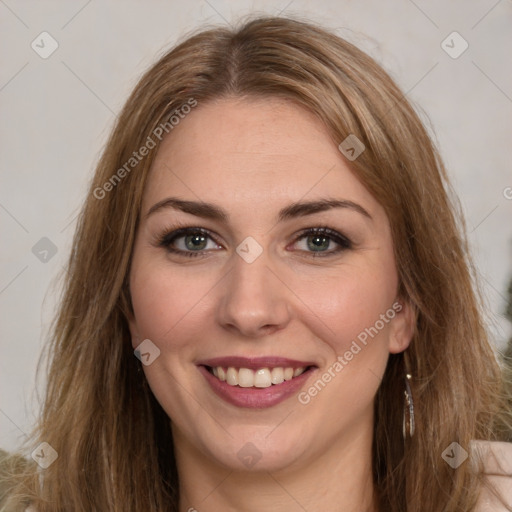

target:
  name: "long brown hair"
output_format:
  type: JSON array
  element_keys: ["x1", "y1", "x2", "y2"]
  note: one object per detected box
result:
[{"x1": 2, "y1": 15, "x2": 511, "y2": 512}]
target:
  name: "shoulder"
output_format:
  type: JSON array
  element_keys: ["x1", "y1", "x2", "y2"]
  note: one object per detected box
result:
[{"x1": 471, "y1": 440, "x2": 512, "y2": 512}]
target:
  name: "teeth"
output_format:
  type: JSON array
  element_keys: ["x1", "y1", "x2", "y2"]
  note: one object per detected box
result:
[
  {"x1": 213, "y1": 366, "x2": 307, "y2": 388},
  {"x1": 284, "y1": 368, "x2": 294, "y2": 381},
  {"x1": 254, "y1": 368, "x2": 271, "y2": 388},
  {"x1": 238, "y1": 368, "x2": 254, "y2": 388},
  {"x1": 226, "y1": 367, "x2": 238, "y2": 386},
  {"x1": 271, "y1": 367, "x2": 284, "y2": 385},
  {"x1": 293, "y1": 367, "x2": 305, "y2": 377}
]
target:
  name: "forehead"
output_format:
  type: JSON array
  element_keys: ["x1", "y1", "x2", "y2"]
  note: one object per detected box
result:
[{"x1": 142, "y1": 97, "x2": 381, "y2": 219}]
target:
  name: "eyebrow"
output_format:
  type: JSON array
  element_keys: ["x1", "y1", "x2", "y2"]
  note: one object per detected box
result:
[{"x1": 145, "y1": 197, "x2": 372, "y2": 222}]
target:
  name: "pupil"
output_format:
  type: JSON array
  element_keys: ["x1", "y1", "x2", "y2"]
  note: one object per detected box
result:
[
  {"x1": 186, "y1": 234, "x2": 206, "y2": 250},
  {"x1": 308, "y1": 235, "x2": 329, "y2": 251}
]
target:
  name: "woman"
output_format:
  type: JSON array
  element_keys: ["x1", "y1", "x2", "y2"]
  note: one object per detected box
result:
[{"x1": 1, "y1": 15, "x2": 511, "y2": 512}]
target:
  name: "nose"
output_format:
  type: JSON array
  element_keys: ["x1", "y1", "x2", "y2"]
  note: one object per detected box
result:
[{"x1": 215, "y1": 248, "x2": 292, "y2": 338}]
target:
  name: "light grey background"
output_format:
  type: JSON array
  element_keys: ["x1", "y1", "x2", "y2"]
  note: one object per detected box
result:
[{"x1": 1, "y1": 0, "x2": 511, "y2": 452}]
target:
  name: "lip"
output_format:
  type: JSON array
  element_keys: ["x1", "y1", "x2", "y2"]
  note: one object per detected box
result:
[{"x1": 197, "y1": 357, "x2": 318, "y2": 409}]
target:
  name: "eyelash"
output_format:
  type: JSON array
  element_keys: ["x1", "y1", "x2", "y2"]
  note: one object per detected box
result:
[{"x1": 155, "y1": 225, "x2": 352, "y2": 259}]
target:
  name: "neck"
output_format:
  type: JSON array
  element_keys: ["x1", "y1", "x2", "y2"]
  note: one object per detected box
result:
[{"x1": 174, "y1": 420, "x2": 377, "y2": 512}]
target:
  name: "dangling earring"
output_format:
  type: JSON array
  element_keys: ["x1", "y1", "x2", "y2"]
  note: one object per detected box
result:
[
  {"x1": 402, "y1": 352, "x2": 415, "y2": 441},
  {"x1": 402, "y1": 352, "x2": 415, "y2": 440}
]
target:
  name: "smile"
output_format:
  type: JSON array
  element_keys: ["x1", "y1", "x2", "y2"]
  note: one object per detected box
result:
[{"x1": 197, "y1": 357, "x2": 317, "y2": 408}]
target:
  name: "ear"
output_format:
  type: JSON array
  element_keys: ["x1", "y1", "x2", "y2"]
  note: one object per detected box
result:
[{"x1": 388, "y1": 298, "x2": 416, "y2": 354}]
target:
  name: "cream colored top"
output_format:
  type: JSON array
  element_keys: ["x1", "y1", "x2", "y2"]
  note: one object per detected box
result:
[
  {"x1": 472, "y1": 440, "x2": 512, "y2": 511},
  {"x1": 18, "y1": 441, "x2": 512, "y2": 511}
]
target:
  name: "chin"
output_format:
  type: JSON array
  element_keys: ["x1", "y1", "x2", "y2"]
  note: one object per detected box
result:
[{"x1": 202, "y1": 425, "x2": 311, "y2": 473}]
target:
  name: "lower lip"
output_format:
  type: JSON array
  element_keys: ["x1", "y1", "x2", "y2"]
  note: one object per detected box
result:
[{"x1": 198, "y1": 366, "x2": 315, "y2": 408}]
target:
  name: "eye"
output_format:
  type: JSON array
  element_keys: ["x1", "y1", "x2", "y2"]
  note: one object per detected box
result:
[
  {"x1": 155, "y1": 225, "x2": 351, "y2": 259},
  {"x1": 157, "y1": 227, "x2": 222, "y2": 258},
  {"x1": 290, "y1": 227, "x2": 351, "y2": 257}
]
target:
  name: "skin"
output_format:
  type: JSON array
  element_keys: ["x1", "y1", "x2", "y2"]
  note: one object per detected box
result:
[{"x1": 128, "y1": 97, "x2": 415, "y2": 512}]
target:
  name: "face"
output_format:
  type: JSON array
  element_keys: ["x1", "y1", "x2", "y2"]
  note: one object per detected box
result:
[{"x1": 128, "y1": 97, "x2": 414, "y2": 474}]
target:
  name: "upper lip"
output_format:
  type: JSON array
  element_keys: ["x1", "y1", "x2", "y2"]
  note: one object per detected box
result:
[{"x1": 197, "y1": 356, "x2": 317, "y2": 370}]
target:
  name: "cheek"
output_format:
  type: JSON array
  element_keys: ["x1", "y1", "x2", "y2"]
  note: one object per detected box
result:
[
  {"x1": 129, "y1": 257, "x2": 211, "y2": 352},
  {"x1": 292, "y1": 259, "x2": 398, "y2": 357}
]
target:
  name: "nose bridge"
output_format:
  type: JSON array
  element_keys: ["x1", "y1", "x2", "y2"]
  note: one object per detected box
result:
[{"x1": 216, "y1": 244, "x2": 291, "y2": 337}]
